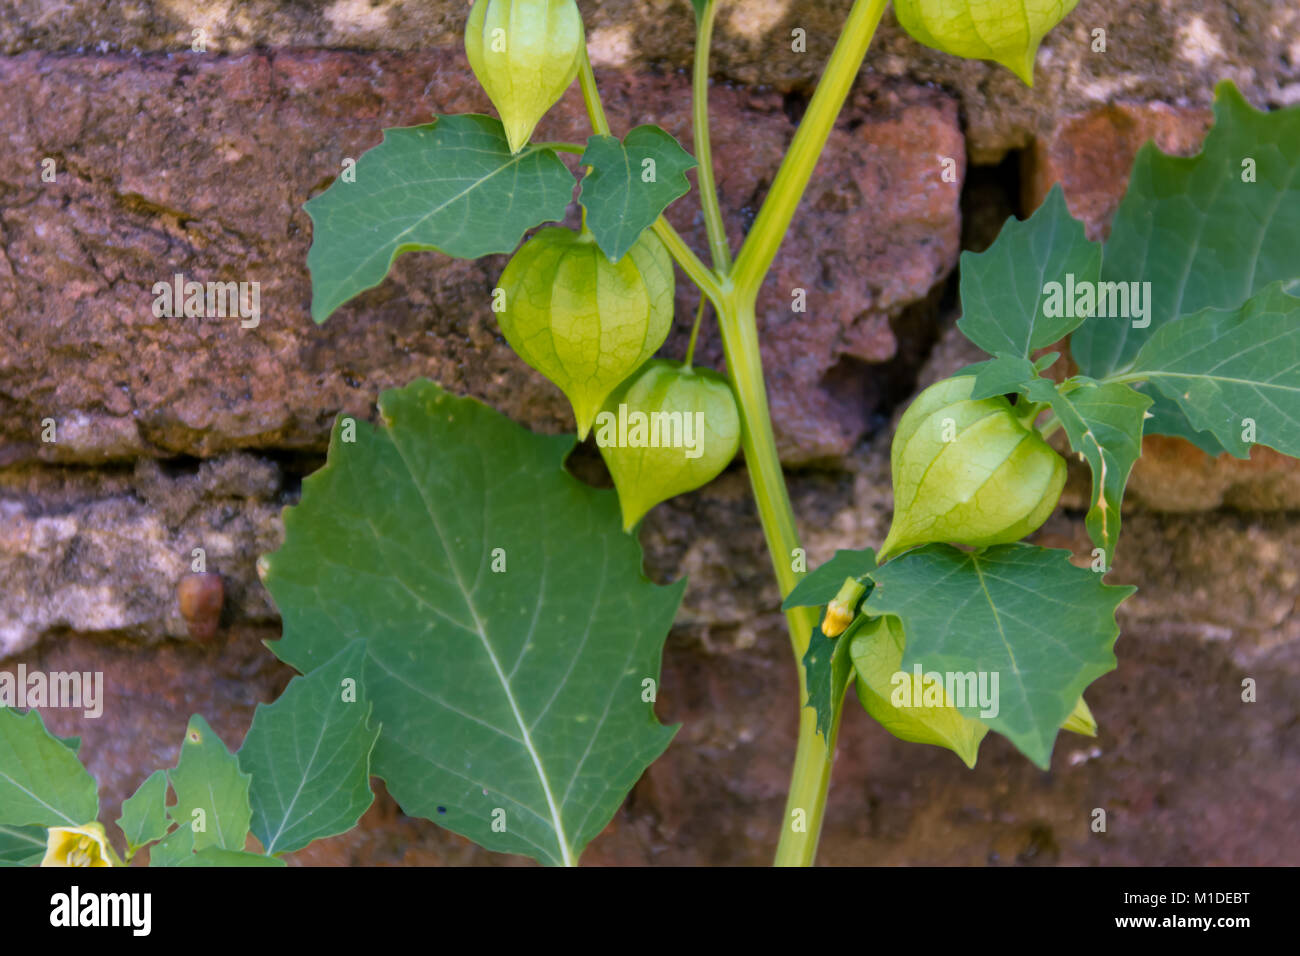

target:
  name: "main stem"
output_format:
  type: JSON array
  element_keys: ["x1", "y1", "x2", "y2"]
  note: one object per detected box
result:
[
  {"x1": 578, "y1": 0, "x2": 887, "y2": 866},
  {"x1": 716, "y1": 0, "x2": 888, "y2": 867}
]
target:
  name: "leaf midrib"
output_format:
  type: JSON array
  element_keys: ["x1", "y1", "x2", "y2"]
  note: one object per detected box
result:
[{"x1": 386, "y1": 428, "x2": 575, "y2": 867}]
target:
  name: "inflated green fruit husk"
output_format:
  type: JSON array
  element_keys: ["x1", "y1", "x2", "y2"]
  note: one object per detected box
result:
[
  {"x1": 849, "y1": 615, "x2": 989, "y2": 768},
  {"x1": 595, "y1": 360, "x2": 741, "y2": 530},
  {"x1": 892, "y1": 0, "x2": 1080, "y2": 86},
  {"x1": 880, "y1": 374, "x2": 1066, "y2": 559},
  {"x1": 465, "y1": 0, "x2": 585, "y2": 153},
  {"x1": 496, "y1": 227, "x2": 674, "y2": 439}
]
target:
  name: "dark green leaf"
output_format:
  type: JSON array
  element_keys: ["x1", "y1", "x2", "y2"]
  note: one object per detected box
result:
[
  {"x1": 1134, "y1": 392, "x2": 1226, "y2": 455},
  {"x1": 187, "y1": 847, "x2": 286, "y2": 867},
  {"x1": 0, "y1": 708, "x2": 98, "y2": 827},
  {"x1": 1023, "y1": 377, "x2": 1152, "y2": 566},
  {"x1": 801, "y1": 619, "x2": 857, "y2": 742},
  {"x1": 305, "y1": 114, "x2": 575, "y2": 322},
  {"x1": 1073, "y1": 82, "x2": 1300, "y2": 378},
  {"x1": 146, "y1": 824, "x2": 192, "y2": 867},
  {"x1": 167, "y1": 715, "x2": 251, "y2": 852},
  {"x1": 238, "y1": 640, "x2": 379, "y2": 856},
  {"x1": 782, "y1": 548, "x2": 877, "y2": 610},
  {"x1": 261, "y1": 380, "x2": 684, "y2": 867},
  {"x1": 579, "y1": 126, "x2": 697, "y2": 262},
  {"x1": 957, "y1": 185, "x2": 1100, "y2": 358},
  {"x1": 117, "y1": 770, "x2": 170, "y2": 854},
  {"x1": 967, "y1": 354, "x2": 1039, "y2": 400},
  {"x1": 0, "y1": 823, "x2": 47, "y2": 866},
  {"x1": 864, "y1": 544, "x2": 1133, "y2": 769},
  {"x1": 1129, "y1": 283, "x2": 1300, "y2": 458}
]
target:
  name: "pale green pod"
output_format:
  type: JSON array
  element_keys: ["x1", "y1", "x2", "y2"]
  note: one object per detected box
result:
[
  {"x1": 850, "y1": 616, "x2": 988, "y2": 768},
  {"x1": 465, "y1": 0, "x2": 585, "y2": 153},
  {"x1": 892, "y1": 0, "x2": 1079, "y2": 86},
  {"x1": 1061, "y1": 695, "x2": 1097, "y2": 737},
  {"x1": 496, "y1": 227, "x2": 674, "y2": 438},
  {"x1": 880, "y1": 375, "x2": 1066, "y2": 559},
  {"x1": 594, "y1": 360, "x2": 741, "y2": 531}
]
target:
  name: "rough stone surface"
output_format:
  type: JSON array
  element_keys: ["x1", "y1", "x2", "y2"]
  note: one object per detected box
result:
[
  {"x1": 0, "y1": 456, "x2": 287, "y2": 658},
  {"x1": 0, "y1": 50, "x2": 960, "y2": 468},
  {"x1": 2, "y1": 0, "x2": 1298, "y2": 161}
]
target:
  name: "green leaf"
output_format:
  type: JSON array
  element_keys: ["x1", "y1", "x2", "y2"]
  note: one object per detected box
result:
[
  {"x1": 892, "y1": 0, "x2": 1080, "y2": 85},
  {"x1": 0, "y1": 708, "x2": 98, "y2": 827},
  {"x1": 782, "y1": 548, "x2": 877, "y2": 610},
  {"x1": 689, "y1": 0, "x2": 710, "y2": 22},
  {"x1": 1136, "y1": 395, "x2": 1224, "y2": 454},
  {"x1": 1072, "y1": 83, "x2": 1300, "y2": 381},
  {"x1": 1129, "y1": 283, "x2": 1300, "y2": 458},
  {"x1": 305, "y1": 114, "x2": 575, "y2": 323},
  {"x1": 0, "y1": 823, "x2": 47, "y2": 866},
  {"x1": 238, "y1": 640, "x2": 379, "y2": 856},
  {"x1": 1023, "y1": 377, "x2": 1153, "y2": 566},
  {"x1": 966, "y1": 355, "x2": 1040, "y2": 400},
  {"x1": 187, "y1": 847, "x2": 286, "y2": 867},
  {"x1": 261, "y1": 380, "x2": 684, "y2": 867},
  {"x1": 117, "y1": 770, "x2": 171, "y2": 854},
  {"x1": 849, "y1": 616, "x2": 988, "y2": 768},
  {"x1": 147, "y1": 824, "x2": 193, "y2": 867},
  {"x1": 801, "y1": 620, "x2": 857, "y2": 742},
  {"x1": 863, "y1": 544, "x2": 1133, "y2": 769},
  {"x1": 578, "y1": 126, "x2": 697, "y2": 262},
  {"x1": 958, "y1": 186, "x2": 1100, "y2": 359},
  {"x1": 167, "y1": 714, "x2": 252, "y2": 852}
]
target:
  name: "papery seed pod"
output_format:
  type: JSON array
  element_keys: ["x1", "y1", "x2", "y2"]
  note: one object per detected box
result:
[
  {"x1": 850, "y1": 615, "x2": 988, "y2": 768},
  {"x1": 1061, "y1": 695, "x2": 1097, "y2": 737},
  {"x1": 178, "y1": 571, "x2": 223, "y2": 641},
  {"x1": 496, "y1": 226, "x2": 674, "y2": 439},
  {"x1": 891, "y1": 0, "x2": 1079, "y2": 85},
  {"x1": 879, "y1": 375, "x2": 1066, "y2": 560},
  {"x1": 465, "y1": 0, "x2": 585, "y2": 153},
  {"x1": 594, "y1": 359, "x2": 741, "y2": 531}
]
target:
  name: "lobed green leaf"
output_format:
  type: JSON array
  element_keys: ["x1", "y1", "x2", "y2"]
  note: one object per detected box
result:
[
  {"x1": 0, "y1": 708, "x2": 98, "y2": 829},
  {"x1": 305, "y1": 114, "x2": 575, "y2": 322},
  {"x1": 863, "y1": 544, "x2": 1133, "y2": 769},
  {"x1": 261, "y1": 380, "x2": 684, "y2": 866},
  {"x1": 957, "y1": 185, "x2": 1100, "y2": 359},
  {"x1": 578, "y1": 125, "x2": 697, "y2": 262}
]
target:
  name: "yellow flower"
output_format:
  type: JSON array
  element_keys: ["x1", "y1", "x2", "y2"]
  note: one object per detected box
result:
[{"x1": 41, "y1": 822, "x2": 119, "y2": 867}]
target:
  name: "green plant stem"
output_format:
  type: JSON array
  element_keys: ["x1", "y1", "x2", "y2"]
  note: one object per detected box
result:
[
  {"x1": 577, "y1": 48, "x2": 611, "y2": 137},
  {"x1": 692, "y1": 0, "x2": 732, "y2": 271},
  {"x1": 651, "y1": 217, "x2": 723, "y2": 305},
  {"x1": 719, "y1": 0, "x2": 888, "y2": 867},
  {"x1": 534, "y1": 141, "x2": 586, "y2": 153},
  {"x1": 684, "y1": 297, "x2": 706, "y2": 369},
  {"x1": 582, "y1": 0, "x2": 887, "y2": 867},
  {"x1": 731, "y1": 0, "x2": 889, "y2": 295}
]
